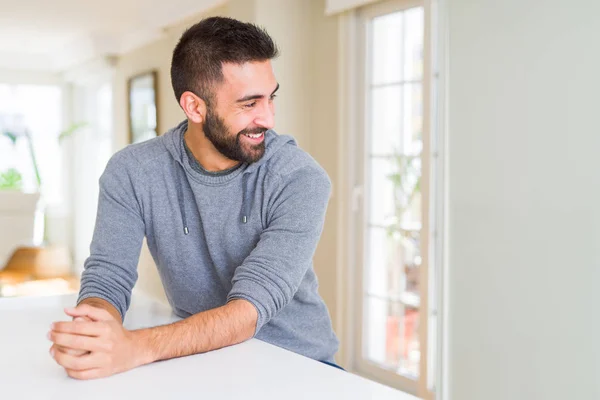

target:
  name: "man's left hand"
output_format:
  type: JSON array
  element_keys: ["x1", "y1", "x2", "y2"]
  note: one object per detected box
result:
[{"x1": 48, "y1": 305, "x2": 148, "y2": 380}]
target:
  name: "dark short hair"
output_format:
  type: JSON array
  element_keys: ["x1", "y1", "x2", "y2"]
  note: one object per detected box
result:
[{"x1": 171, "y1": 16, "x2": 279, "y2": 106}]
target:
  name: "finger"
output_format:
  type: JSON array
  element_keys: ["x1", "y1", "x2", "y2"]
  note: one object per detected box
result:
[
  {"x1": 66, "y1": 368, "x2": 103, "y2": 380},
  {"x1": 51, "y1": 321, "x2": 107, "y2": 337},
  {"x1": 52, "y1": 350, "x2": 105, "y2": 371},
  {"x1": 65, "y1": 305, "x2": 113, "y2": 322},
  {"x1": 73, "y1": 316, "x2": 92, "y2": 322},
  {"x1": 54, "y1": 344, "x2": 90, "y2": 357},
  {"x1": 48, "y1": 331, "x2": 106, "y2": 353}
]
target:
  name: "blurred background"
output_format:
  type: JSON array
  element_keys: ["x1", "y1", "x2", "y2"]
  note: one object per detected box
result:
[{"x1": 0, "y1": 0, "x2": 598, "y2": 399}]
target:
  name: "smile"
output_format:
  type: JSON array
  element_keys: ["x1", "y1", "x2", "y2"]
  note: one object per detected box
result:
[{"x1": 243, "y1": 131, "x2": 265, "y2": 142}]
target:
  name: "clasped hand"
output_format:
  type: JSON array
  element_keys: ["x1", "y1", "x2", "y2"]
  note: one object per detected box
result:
[{"x1": 48, "y1": 305, "x2": 146, "y2": 380}]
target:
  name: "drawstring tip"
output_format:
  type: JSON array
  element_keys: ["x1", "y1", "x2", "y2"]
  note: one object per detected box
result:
[
  {"x1": 184, "y1": 227, "x2": 189, "y2": 235},
  {"x1": 242, "y1": 216, "x2": 247, "y2": 224}
]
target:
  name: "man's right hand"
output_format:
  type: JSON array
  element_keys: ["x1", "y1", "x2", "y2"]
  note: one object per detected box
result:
[
  {"x1": 55, "y1": 316, "x2": 92, "y2": 356},
  {"x1": 52, "y1": 298, "x2": 121, "y2": 357}
]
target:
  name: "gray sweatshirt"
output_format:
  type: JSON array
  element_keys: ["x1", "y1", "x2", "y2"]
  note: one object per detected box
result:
[{"x1": 77, "y1": 120, "x2": 339, "y2": 362}]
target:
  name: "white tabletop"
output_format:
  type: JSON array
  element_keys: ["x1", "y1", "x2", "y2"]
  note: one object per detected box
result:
[{"x1": 0, "y1": 293, "x2": 416, "y2": 400}]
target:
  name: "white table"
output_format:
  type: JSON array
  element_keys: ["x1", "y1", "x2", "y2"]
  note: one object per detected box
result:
[{"x1": 0, "y1": 293, "x2": 417, "y2": 400}]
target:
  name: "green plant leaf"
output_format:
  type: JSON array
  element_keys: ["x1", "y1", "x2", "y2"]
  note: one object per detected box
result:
[
  {"x1": 0, "y1": 168, "x2": 23, "y2": 190},
  {"x1": 58, "y1": 122, "x2": 88, "y2": 144},
  {"x1": 385, "y1": 151, "x2": 423, "y2": 240},
  {"x1": 1, "y1": 131, "x2": 18, "y2": 145},
  {"x1": 1, "y1": 121, "x2": 87, "y2": 192}
]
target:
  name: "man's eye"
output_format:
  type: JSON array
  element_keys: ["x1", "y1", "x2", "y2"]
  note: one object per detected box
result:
[{"x1": 244, "y1": 102, "x2": 256, "y2": 109}]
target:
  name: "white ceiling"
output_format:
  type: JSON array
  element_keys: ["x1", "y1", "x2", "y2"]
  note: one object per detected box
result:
[{"x1": 0, "y1": 0, "x2": 225, "y2": 72}]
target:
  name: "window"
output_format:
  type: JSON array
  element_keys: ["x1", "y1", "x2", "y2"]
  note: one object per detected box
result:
[
  {"x1": 349, "y1": 0, "x2": 436, "y2": 396},
  {"x1": 0, "y1": 84, "x2": 63, "y2": 205},
  {"x1": 364, "y1": 3, "x2": 424, "y2": 377}
]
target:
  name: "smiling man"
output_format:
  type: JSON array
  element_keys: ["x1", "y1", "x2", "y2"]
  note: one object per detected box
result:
[{"x1": 47, "y1": 17, "x2": 340, "y2": 379}]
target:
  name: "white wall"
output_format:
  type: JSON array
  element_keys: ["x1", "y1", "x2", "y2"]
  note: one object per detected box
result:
[{"x1": 447, "y1": 1, "x2": 600, "y2": 399}]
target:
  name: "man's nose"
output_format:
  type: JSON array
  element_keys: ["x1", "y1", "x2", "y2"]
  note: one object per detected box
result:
[{"x1": 254, "y1": 102, "x2": 275, "y2": 130}]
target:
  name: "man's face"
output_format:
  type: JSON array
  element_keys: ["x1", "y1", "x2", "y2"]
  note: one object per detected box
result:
[{"x1": 203, "y1": 61, "x2": 278, "y2": 164}]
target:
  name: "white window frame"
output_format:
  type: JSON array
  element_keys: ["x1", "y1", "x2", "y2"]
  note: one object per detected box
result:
[{"x1": 340, "y1": 0, "x2": 436, "y2": 397}]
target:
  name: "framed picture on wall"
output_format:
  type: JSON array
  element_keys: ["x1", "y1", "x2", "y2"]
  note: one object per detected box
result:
[{"x1": 128, "y1": 70, "x2": 158, "y2": 144}]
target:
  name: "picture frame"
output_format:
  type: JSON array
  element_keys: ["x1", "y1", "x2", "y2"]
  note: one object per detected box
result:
[{"x1": 127, "y1": 70, "x2": 159, "y2": 144}]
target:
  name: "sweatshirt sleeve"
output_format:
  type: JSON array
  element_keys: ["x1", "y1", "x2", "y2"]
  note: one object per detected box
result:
[
  {"x1": 227, "y1": 165, "x2": 331, "y2": 334},
  {"x1": 77, "y1": 151, "x2": 146, "y2": 321}
]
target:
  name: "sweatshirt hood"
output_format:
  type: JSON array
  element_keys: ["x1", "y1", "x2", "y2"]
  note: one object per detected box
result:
[{"x1": 163, "y1": 119, "x2": 296, "y2": 232}]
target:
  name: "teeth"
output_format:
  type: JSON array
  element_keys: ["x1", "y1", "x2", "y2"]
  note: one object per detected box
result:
[{"x1": 246, "y1": 132, "x2": 262, "y2": 139}]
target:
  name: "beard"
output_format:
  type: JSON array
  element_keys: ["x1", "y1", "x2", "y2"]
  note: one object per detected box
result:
[{"x1": 203, "y1": 108, "x2": 266, "y2": 164}]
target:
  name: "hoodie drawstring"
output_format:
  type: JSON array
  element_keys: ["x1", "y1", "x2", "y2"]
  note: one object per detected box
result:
[
  {"x1": 177, "y1": 161, "x2": 250, "y2": 231},
  {"x1": 173, "y1": 124, "x2": 288, "y2": 229},
  {"x1": 241, "y1": 173, "x2": 251, "y2": 224},
  {"x1": 175, "y1": 163, "x2": 190, "y2": 235}
]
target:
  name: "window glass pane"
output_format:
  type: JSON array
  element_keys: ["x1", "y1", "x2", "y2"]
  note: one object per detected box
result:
[
  {"x1": 362, "y1": 5, "x2": 425, "y2": 382},
  {"x1": 403, "y1": 83, "x2": 423, "y2": 156},
  {"x1": 364, "y1": 296, "x2": 388, "y2": 364},
  {"x1": 0, "y1": 85, "x2": 62, "y2": 203},
  {"x1": 368, "y1": 158, "x2": 395, "y2": 227},
  {"x1": 366, "y1": 226, "x2": 421, "y2": 298},
  {"x1": 16, "y1": 85, "x2": 62, "y2": 204},
  {"x1": 369, "y1": 86, "x2": 402, "y2": 155},
  {"x1": 363, "y1": 296, "x2": 421, "y2": 377},
  {"x1": 404, "y1": 7, "x2": 424, "y2": 81},
  {"x1": 379, "y1": 152, "x2": 422, "y2": 228},
  {"x1": 369, "y1": 83, "x2": 423, "y2": 155},
  {"x1": 371, "y1": 11, "x2": 402, "y2": 85},
  {"x1": 366, "y1": 227, "x2": 392, "y2": 296}
]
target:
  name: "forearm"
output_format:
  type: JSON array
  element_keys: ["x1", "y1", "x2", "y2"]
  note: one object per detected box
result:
[
  {"x1": 77, "y1": 297, "x2": 122, "y2": 324},
  {"x1": 134, "y1": 299, "x2": 257, "y2": 364}
]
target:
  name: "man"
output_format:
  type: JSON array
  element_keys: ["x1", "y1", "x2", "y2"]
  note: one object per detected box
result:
[{"x1": 47, "y1": 16, "x2": 339, "y2": 379}]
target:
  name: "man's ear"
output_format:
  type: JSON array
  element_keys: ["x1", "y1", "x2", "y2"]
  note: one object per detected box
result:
[{"x1": 179, "y1": 91, "x2": 208, "y2": 124}]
